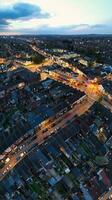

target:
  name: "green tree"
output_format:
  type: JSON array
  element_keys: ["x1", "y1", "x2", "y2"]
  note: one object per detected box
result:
[{"x1": 31, "y1": 54, "x2": 45, "y2": 64}]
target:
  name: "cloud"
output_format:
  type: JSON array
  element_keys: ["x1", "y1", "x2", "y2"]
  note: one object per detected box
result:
[
  {"x1": 0, "y1": 2, "x2": 50, "y2": 31},
  {"x1": 91, "y1": 24, "x2": 108, "y2": 28},
  {"x1": 1, "y1": 21, "x2": 112, "y2": 35},
  {"x1": 39, "y1": 24, "x2": 111, "y2": 34},
  {"x1": 0, "y1": 3, "x2": 50, "y2": 20},
  {"x1": 0, "y1": 19, "x2": 10, "y2": 33},
  {"x1": 0, "y1": 19, "x2": 9, "y2": 26},
  {"x1": 18, "y1": 23, "x2": 112, "y2": 35}
]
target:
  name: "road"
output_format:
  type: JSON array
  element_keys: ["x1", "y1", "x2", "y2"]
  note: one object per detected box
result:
[
  {"x1": 98, "y1": 187, "x2": 112, "y2": 200},
  {"x1": 1, "y1": 42, "x2": 112, "y2": 182},
  {"x1": 30, "y1": 44, "x2": 112, "y2": 113},
  {"x1": 43, "y1": 69, "x2": 102, "y2": 100},
  {"x1": 101, "y1": 98, "x2": 112, "y2": 112},
  {"x1": 15, "y1": 58, "x2": 53, "y2": 72},
  {"x1": 0, "y1": 95, "x2": 95, "y2": 181}
]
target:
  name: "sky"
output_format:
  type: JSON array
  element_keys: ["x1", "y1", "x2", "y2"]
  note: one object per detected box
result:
[{"x1": 0, "y1": 0, "x2": 112, "y2": 35}]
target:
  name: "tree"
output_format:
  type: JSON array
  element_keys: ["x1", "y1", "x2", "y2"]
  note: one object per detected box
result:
[
  {"x1": 31, "y1": 54, "x2": 45, "y2": 64},
  {"x1": 95, "y1": 156, "x2": 109, "y2": 166}
]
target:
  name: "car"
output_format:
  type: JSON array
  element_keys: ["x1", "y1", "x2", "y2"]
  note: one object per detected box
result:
[
  {"x1": 20, "y1": 153, "x2": 24, "y2": 157},
  {"x1": 52, "y1": 122, "x2": 57, "y2": 126},
  {"x1": 0, "y1": 154, "x2": 5, "y2": 160},
  {"x1": 43, "y1": 128, "x2": 48, "y2": 133},
  {"x1": 44, "y1": 136, "x2": 48, "y2": 140},
  {"x1": 55, "y1": 127, "x2": 59, "y2": 131},
  {"x1": 50, "y1": 130, "x2": 54, "y2": 134},
  {"x1": 64, "y1": 113, "x2": 71, "y2": 119},
  {"x1": 19, "y1": 146, "x2": 23, "y2": 150},
  {"x1": 13, "y1": 145, "x2": 17, "y2": 151},
  {"x1": 57, "y1": 119, "x2": 62, "y2": 123},
  {"x1": 16, "y1": 156, "x2": 21, "y2": 161},
  {"x1": 2, "y1": 170, "x2": 7, "y2": 175},
  {"x1": 5, "y1": 157, "x2": 10, "y2": 164}
]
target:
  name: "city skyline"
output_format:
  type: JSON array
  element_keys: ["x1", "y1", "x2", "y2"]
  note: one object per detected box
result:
[{"x1": 0, "y1": 0, "x2": 112, "y2": 35}]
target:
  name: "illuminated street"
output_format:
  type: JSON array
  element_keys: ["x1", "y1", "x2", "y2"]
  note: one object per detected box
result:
[
  {"x1": 0, "y1": 95, "x2": 95, "y2": 181},
  {"x1": 0, "y1": 36, "x2": 112, "y2": 200}
]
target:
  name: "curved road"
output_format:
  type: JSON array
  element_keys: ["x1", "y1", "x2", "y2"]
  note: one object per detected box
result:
[{"x1": 0, "y1": 95, "x2": 95, "y2": 181}]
